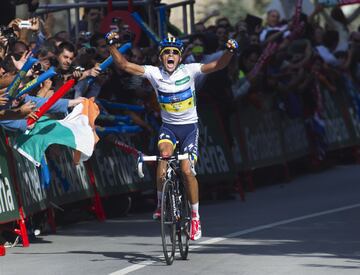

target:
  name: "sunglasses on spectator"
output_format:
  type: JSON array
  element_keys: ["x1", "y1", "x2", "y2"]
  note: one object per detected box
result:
[{"x1": 161, "y1": 48, "x2": 181, "y2": 56}]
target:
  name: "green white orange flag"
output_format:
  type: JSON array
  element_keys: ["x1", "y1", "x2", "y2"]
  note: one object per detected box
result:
[{"x1": 14, "y1": 98, "x2": 100, "y2": 166}]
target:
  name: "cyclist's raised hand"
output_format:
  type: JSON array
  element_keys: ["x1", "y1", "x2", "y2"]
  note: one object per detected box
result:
[
  {"x1": 105, "y1": 31, "x2": 120, "y2": 46},
  {"x1": 225, "y1": 39, "x2": 239, "y2": 53}
]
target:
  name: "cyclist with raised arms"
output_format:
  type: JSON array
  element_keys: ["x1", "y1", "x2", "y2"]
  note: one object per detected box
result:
[{"x1": 105, "y1": 32, "x2": 238, "y2": 241}]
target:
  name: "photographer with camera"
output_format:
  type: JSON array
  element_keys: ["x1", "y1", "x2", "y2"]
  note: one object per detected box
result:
[{"x1": 51, "y1": 41, "x2": 101, "y2": 99}]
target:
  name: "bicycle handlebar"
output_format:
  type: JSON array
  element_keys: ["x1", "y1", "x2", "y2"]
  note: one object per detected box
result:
[
  {"x1": 142, "y1": 153, "x2": 189, "y2": 162},
  {"x1": 137, "y1": 153, "x2": 189, "y2": 178}
]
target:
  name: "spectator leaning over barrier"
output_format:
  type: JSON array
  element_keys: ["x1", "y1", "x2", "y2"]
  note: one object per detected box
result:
[
  {"x1": 0, "y1": 93, "x2": 37, "y2": 120},
  {"x1": 105, "y1": 32, "x2": 238, "y2": 241},
  {"x1": 0, "y1": 95, "x2": 84, "y2": 132},
  {"x1": 52, "y1": 41, "x2": 100, "y2": 98}
]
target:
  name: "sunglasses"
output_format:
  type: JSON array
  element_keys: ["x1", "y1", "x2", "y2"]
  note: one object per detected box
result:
[{"x1": 161, "y1": 49, "x2": 180, "y2": 56}]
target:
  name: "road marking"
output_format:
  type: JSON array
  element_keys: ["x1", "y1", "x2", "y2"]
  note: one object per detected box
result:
[
  {"x1": 109, "y1": 202, "x2": 360, "y2": 275},
  {"x1": 109, "y1": 260, "x2": 158, "y2": 275}
]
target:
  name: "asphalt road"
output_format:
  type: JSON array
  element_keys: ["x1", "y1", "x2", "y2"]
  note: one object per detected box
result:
[{"x1": 2, "y1": 164, "x2": 360, "y2": 275}]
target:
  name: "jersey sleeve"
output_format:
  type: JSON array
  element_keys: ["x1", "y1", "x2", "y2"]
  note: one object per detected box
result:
[
  {"x1": 142, "y1": 65, "x2": 157, "y2": 79},
  {"x1": 185, "y1": 63, "x2": 203, "y2": 78}
]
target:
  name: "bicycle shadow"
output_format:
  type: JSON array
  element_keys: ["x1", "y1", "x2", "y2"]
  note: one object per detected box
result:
[
  {"x1": 12, "y1": 249, "x2": 166, "y2": 266},
  {"x1": 68, "y1": 250, "x2": 165, "y2": 265}
]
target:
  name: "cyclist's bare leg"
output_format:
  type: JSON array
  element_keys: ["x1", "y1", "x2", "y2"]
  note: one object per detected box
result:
[
  {"x1": 157, "y1": 141, "x2": 174, "y2": 185},
  {"x1": 155, "y1": 142, "x2": 174, "y2": 206},
  {"x1": 180, "y1": 160, "x2": 199, "y2": 209},
  {"x1": 156, "y1": 160, "x2": 167, "y2": 191},
  {"x1": 181, "y1": 159, "x2": 202, "y2": 240}
]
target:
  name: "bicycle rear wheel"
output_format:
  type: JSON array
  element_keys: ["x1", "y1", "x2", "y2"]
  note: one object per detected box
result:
[
  {"x1": 161, "y1": 180, "x2": 176, "y2": 265},
  {"x1": 178, "y1": 182, "x2": 190, "y2": 260}
]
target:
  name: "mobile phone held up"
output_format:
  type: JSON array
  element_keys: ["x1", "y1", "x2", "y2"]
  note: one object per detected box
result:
[{"x1": 19, "y1": 20, "x2": 32, "y2": 29}]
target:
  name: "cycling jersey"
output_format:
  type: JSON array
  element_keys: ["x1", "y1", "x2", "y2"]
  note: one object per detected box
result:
[{"x1": 142, "y1": 63, "x2": 203, "y2": 125}]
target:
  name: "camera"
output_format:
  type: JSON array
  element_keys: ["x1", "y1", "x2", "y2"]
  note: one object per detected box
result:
[
  {"x1": 32, "y1": 63, "x2": 45, "y2": 74},
  {"x1": 69, "y1": 65, "x2": 85, "y2": 73},
  {"x1": 0, "y1": 26, "x2": 17, "y2": 44}
]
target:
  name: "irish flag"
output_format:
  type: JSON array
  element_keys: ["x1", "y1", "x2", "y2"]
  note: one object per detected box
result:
[{"x1": 14, "y1": 98, "x2": 100, "y2": 167}]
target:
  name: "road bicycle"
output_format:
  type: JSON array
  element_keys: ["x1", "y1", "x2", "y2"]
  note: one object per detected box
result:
[{"x1": 138, "y1": 151, "x2": 191, "y2": 265}]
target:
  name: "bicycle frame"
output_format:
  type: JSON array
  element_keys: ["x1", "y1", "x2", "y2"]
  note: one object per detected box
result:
[{"x1": 137, "y1": 152, "x2": 191, "y2": 264}]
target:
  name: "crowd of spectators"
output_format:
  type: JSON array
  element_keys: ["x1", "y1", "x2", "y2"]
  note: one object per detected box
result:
[
  {"x1": 190, "y1": 4, "x2": 360, "y2": 149},
  {"x1": 0, "y1": 3, "x2": 359, "y2": 150}
]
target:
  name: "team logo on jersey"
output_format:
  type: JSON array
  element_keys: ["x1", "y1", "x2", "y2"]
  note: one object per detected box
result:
[
  {"x1": 175, "y1": 76, "x2": 190, "y2": 86},
  {"x1": 158, "y1": 88, "x2": 195, "y2": 112}
]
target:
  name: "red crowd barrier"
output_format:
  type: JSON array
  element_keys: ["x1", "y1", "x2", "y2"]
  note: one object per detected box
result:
[{"x1": 5, "y1": 135, "x2": 29, "y2": 247}]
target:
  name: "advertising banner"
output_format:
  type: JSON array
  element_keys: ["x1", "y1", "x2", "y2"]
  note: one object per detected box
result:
[
  {"x1": 321, "y1": 87, "x2": 352, "y2": 150},
  {"x1": 233, "y1": 104, "x2": 285, "y2": 169},
  {"x1": 12, "y1": 148, "x2": 48, "y2": 217},
  {"x1": 336, "y1": 77, "x2": 360, "y2": 145},
  {"x1": 0, "y1": 131, "x2": 19, "y2": 223},
  {"x1": 196, "y1": 106, "x2": 236, "y2": 183},
  {"x1": 46, "y1": 146, "x2": 94, "y2": 205},
  {"x1": 91, "y1": 135, "x2": 153, "y2": 196},
  {"x1": 281, "y1": 117, "x2": 309, "y2": 161}
]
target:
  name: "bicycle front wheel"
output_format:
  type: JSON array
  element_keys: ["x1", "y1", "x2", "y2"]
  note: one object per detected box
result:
[
  {"x1": 178, "y1": 181, "x2": 190, "y2": 260},
  {"x1": 161, "y1": 179, "x2": 176, "y2": 265}
]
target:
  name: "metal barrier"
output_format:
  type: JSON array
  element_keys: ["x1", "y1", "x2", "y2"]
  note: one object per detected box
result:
[
  {"x1": 35, "y1": 0, "x2": 195, "y2": 41},
  {"x1": 153, "y1": 0, "x2": 195, "y2": 37}
]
